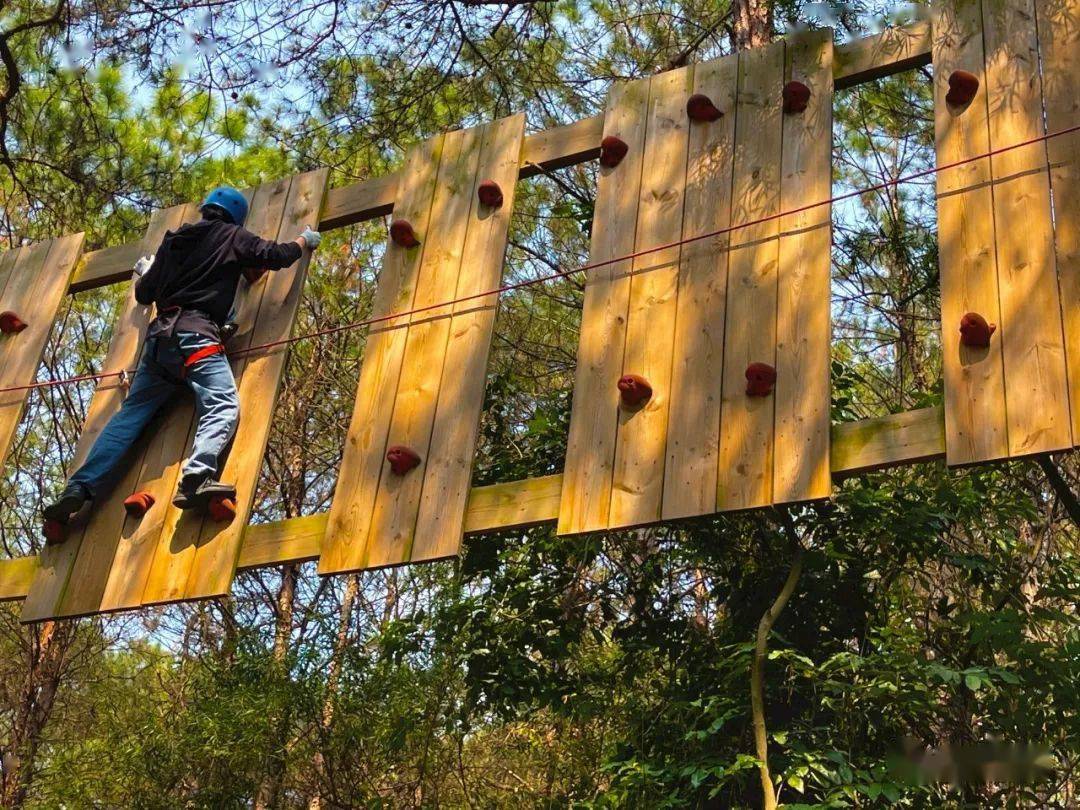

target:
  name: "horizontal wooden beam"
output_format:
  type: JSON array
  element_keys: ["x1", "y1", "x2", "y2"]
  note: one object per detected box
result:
[
  {"x1": 833, "y1": 20, "x2": 932, "y2": 90},
  {"x1": 66, "y1": 25, "x2": 930, "y2": 296},
  {"x1": 0, "y1": 407, "x2": 947, "y2": 603}
]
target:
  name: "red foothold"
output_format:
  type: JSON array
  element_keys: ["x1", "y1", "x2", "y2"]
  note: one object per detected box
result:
[
  {"x1": 617, "y1": 374, "x2": 653, "y2": 408},
  {"x1": 390, "y1": 219, "x2": 420, "y2": 248},
  {"x1": 745, "y1": 362, "x2": 777, "y2": 397},
  {"x1": 243, "y1": 266, "x2": 267, "y2": 284},
  {"x1": 43, "y1": 518, "x2": 66, "y2": 546},
  {"x1": 946, "y1": 70, "x2": 980, "y2": 107},
  {"x1": 208, "y1": 495, "x2": 237, "y2": 523},
  {"x1": 123, "y1": 490, "x2": 155, "y2": 518},
  {"x1": 599, "y1": 135, "x2": 629, "y2": 168},
  {"x1": 0, "y1": 311, "x2": 28, "y2": 334},
  {"x1": 686, "y1": 93, "x2": 723, "y2": 122},
  {"x1": 477, "y1": 179, "x2": 504, "y2": 208},
  {"x1": 386, "y1": 445, "x2": 421, "y2": 475},
  {"x1": 959, "y1": 312, "x2": 996, "y2": 348},
  {"x1": 783, "y1": 81, "x2": 811, "y2": 114}
]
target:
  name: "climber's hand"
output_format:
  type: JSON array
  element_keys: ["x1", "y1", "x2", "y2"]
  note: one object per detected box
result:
[
  {"x1": 298, "y1": 227, "x2": 321, "y2": 251},
  {"x1": 132, "y1": 254, "x2": 155, "y2": 280}
]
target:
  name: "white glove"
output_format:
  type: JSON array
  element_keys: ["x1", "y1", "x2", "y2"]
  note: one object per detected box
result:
[
  {"x1": 133, "y1": 254, "x2": 154, "y2": 280},
  {"x1": 300, "y1": 227, "x2": 322, "y2": 250}
]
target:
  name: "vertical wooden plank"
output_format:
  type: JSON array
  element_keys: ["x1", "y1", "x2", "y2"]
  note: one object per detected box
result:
[
  {"x1": 411, "y1": 114, "x2": 525, "y2": 562},
  {"x1": 717, "y1": 42, "x2": 785, "y2": 512},
  {"x1": 773, "y1": 30, "x2": 833, "y2": 503},
  {"x1": 934, "y1": 0, "x2": 1010, "y2": 466},
  {"x1": 983, "y1": 0, "x2": 1073, "y2": 456},
  {"x1": 180, "y1": 169, "x2": 327, "y2": 601},
  {"x1": 609, "y1": 67, "x2": 693, "y2": 528},
  {"x1": 21, "y1": 205, "x2": 191, "y2": 623},
  {"x1": 557, "y1": 78, "x2": 650, "y2": 535},
  {"x1": 663, "y1": 54, "x2": 739, "y2": 521},
  {"x1": 318, "y1": 138, "x2": 444, "y2": 575},
  {"x1": 1034, "y1": 0, "x2": 1080, "y2": 445},
  {"x1": 363, "y1": 126, "x2": 485, "y2": 568},
  {"x1": 0, "y1": 235, "x2": 84, "y2": 464},
  {"x1": 0, "y1": 248, "x2": 21, "y2": 307}
]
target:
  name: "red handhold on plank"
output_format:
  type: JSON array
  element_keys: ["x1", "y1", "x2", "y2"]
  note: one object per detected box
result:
[
  {"x1": 390, "y1": 219, "x2": 420, "y2": 248},
  {"x1": 599, "y1": 135, "x2": 629, "y2": 168},
  {"x1": 782, "y1": 81, "x2": 811, "y2": 114},
  {"x1": 745, "y1": 362, "x2": 777, "y2": 397},
  {"x1": 43, "y1": 518, "x2": 66, "y2": 546},
  {"x1": 123, "y1": 490, "x2": 155, "y2": 518},
  {"x1": 0, "y1": 311, "x2": 28, "y2": 334},
  {"x1": 959, "y1": 312, "x2": 996, "y2": 348},
  {"x1": 686, "y1": 93, "x2": 723, "y2": 122},
  {"x1": 617, "y1": 374, "x2": 653, "y2": 408},
  {"x1": 386, "y1": 445, "x2": 422, "y2": 475},
  {"x1": 946, "y1": 70, "x2": 980, "y2": 107},
  {"x1": 208, "y1": 495, "x2": 237, "y2": 523},
  {"x1": 477, "y1": 179, "x2": 504, "y2": 208}
]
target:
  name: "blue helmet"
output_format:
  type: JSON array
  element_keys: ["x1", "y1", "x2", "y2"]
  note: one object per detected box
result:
[{"x1": 200, "y1": 186, "x2": 248, "y2": 226}]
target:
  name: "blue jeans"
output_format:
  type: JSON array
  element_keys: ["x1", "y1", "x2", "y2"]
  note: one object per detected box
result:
[{"x1": 70, "y1": 331, "x2": 239, "y2": 496}]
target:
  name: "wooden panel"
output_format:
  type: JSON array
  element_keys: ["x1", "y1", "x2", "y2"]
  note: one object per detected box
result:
[
  {"x1": 412, "y1": 114, "x2": 526, "y2": 562},
  {"x1": 363, "y1": 126, "x2": 486, "y2": 568},
  {"x1": 173, "y1": 169, "x2": 328, "y2": 603},
  {"x1": 934, "y1": 0, "x2": 1009, "y2": 466},
  {"x1": 318, "y1": 137, "x2": 443, "y2": 575},
  {"x1": 831, "y1": 407, "x2": 946, "y2": 473},
  {"x1": 663, "y1": 54, "x2": 738, "y2": 521},
  {"x1": 1035, "y1": 0, "x2": 1080, "y2": 445},
  {"x1": 608, "y1": 67, "x2": 693, "y2": 528},
  {"x1": 773, "y1": 31, "x2": 833, "y2": 504},
  {"x1": 717, "y1": 41, "x2": 785, "y2": 511},
  {"x1": 558, "y1": 79, "x2": 650, "y2": 535},
  {"x1": 21, "y1": 205, "x2": 192, "y2": 622},
  {"x1": 0, "y1": 234, "x2": 84, "y2": 464},
  {"x1": 983, "y1": 0, "x2": 1073, "y2": 456}
]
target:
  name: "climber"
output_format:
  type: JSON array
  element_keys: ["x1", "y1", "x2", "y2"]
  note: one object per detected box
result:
[{"x1": 41, "y1": 186, "x2": 321, "y2": 543}]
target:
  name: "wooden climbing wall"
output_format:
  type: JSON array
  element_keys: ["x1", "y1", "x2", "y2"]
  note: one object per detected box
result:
[
  {"x1": 558, "y1": 31, "x2": 833, "y2": 535},
  {"x1": 0, "y1": 234, "x2": 85, "y2": 465},
  {"x1": 319, "y1": 114, "x2": 525, "y2": 575},
  {"x1": 934, "y1": 0, "x2": 1077, "y2": 466},
  {"x1": 22, "y1": 170, "x2": 327, "y2": 622}
]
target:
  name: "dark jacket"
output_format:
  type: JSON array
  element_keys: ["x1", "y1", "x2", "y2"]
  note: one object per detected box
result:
[{"x1": 135, "y1": 219, "x2": 302, "y2": 340}]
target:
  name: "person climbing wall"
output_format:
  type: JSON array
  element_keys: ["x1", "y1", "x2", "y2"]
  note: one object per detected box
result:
[{"x1": 41, "y1": 186, "x2": 322, "y2": 544}]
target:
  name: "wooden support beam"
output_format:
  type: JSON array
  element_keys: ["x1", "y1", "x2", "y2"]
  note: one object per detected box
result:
[
  {"x1": 65, "y1": 26, "x2": 929, "y2": 297},
  {"x1": 0, "y1": 408, "x2": 948, "y2": 603}
]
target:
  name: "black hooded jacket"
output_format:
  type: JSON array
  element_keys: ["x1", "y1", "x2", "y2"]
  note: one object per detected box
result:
[{"x1": 135, "y1": 218, "x2": 302, "y2": 340}]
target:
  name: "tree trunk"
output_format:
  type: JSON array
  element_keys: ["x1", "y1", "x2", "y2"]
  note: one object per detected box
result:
[
  {"x1": 309, "y1": 573, "x2": 359, "y2": 810},
  {"x1": 731, "y1": 0, "x2": 773, "y2": 51},
  {"x1": 751, "y1": 548, "x2": 804, "y2": 810},
  {"x1": 254, "y1": 563, "x2": 299, "y2": 810},
  {"x1": 1, "y1": 619, "x2": 76, "y2": 808}
]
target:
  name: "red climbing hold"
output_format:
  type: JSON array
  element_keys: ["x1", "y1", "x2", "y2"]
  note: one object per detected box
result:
[
  {"x1": 959, "y1": 312, "x2": 996, "y2": 347},
  {"x1": 783, "y1": 81, "x2": 811, "y2": 114},
  {"x1": 43, "y1": 518, "x2": 67, "y2": 546},
  {"x1": 477, "y1": 179, "x2": 504, "y2": 208},
  {"x1": 946, "y1": 70, "x2": 980, "y2": 107},
  {"x1": 243, "y1": 266, "x2": 268, "y2": 284},
  {"x1": 745, "y1": 362, "x2": 777, "y2": 397},
  {"x1": 617, "y1": 374, "x2": 653, "y2": 408},
  {"x1": 0, "y1": 311, "x2": 28, "y2": 334},
  {"x1": 599, "y1": 135, "x2": 629, "y2": 168},
  {"x1": 386, "y1": 445, "x2": 421, "y2": 475},
  {"x1": 686, "y1": 93, "x2": 723, "y2": 122},
  {"x1": 123, "y1": 490, "x2": 155, "y2": 518},
  {"x1": 208, "y1": 495, "x2": 237, "y2": 523},
  {"x1": 390, "y1": 219, "x2": 420, "y2": 248}
]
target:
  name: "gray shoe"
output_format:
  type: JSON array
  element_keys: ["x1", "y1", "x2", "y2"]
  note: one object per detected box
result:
[{"x1": 43, "y1": 482, "x2": 92, "y2": 524}]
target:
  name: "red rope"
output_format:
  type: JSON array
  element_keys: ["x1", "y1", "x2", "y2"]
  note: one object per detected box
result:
[{"x1": 7, "y1": 119, "x2": 1080, "y2": 397}]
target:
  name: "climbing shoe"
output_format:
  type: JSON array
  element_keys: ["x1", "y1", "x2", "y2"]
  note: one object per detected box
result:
[
  {"x1": 173, "y1": 478, "x2": 236, "y2": 514},
  {"x1": 42, "y1": 482, "x2": 92, "y2": 545}
]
